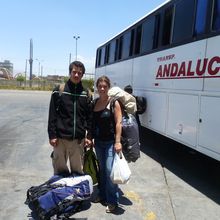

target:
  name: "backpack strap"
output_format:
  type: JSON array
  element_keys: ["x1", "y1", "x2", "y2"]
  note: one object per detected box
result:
[
  {"x1": 25, "y1": 175, "x2": 67, "y2": 205},
  {"x1": 86, "y1": 88, "x2": 93, "y2": 100},
  {"x1": 109, "y1": 97, "x2": 126, "y2": 117},
  {"x1": 58, "y1": 83, "x2": 65, "y2": 96}
]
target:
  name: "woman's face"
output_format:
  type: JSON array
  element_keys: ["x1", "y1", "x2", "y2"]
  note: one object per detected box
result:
[{"x1": 97, "y1": 81, "x2": 109, "y2": 96}]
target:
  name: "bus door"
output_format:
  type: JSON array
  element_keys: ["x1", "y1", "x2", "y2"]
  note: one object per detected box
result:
[{"x1": 198, "y1": 34, "x2": 220, "y2": 160}]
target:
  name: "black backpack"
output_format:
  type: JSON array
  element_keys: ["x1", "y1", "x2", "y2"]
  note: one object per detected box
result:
[
  {"x1": 110, "y1": 99, "x2": 140, "y2": 162},
  {"x1": 135, "y1": 96, "x2": 147, "y2": 115}
]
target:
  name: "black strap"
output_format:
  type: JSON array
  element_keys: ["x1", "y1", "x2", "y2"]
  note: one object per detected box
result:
[
  {"x1": 109, "y1": 98, "x2": 127, "y2": 117},
  {"x1": 25, "y1": 175, "x2": 68, "y2": 204}
]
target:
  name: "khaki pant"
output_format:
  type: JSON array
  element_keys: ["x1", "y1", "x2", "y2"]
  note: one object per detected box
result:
[{"x1": 51, "y1": 138, "x2": 85, "y2": 175}]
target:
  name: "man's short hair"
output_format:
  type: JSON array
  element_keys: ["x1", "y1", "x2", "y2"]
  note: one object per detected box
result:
[
  {"x1": 124, "y1": 85, "x2": 133, "y2": 94},
  {"x1": 69, "y1": 61, "x2": 85, "y2": 75}
]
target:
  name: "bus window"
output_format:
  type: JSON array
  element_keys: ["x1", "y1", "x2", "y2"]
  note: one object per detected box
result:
[
  {"x1": 141, "y1": 16, "x2": 156, "y2": 53},
  {"x1": 115, "y1": 37, "x2": 123, "y2": 61},
  {"x1": 194, "y1": 0, "x2": 209, "y2": 35},
  {"x1": 97, "y1": 49, "x2": 102, "y2": 67},
  {"x1": 100, "y1": 46, "x2": 106, "y2": 66},
  {"x1": 118, "y1": 36, "x2": 123, "y2": 60},
  {"x1": 134, "y1": 25, "x2": 142, "y2": 55},
  {"x1": 121, "y1": 31, "x2": 131, "y2": 59},
  {"x1": 109, "y1": 40, "x2": 116, "y2": 63},
  {"x1": 115, "y1": 39, "x2": 119, "y2": 61},
  {"x1": 153, "y1": 14, "x2": 160, "y2": 49},
  {"x1": 95, "y1": 50, "x2": 99, "y2": 67},
  {"x1": 161, "y1": 6, "x2": 173, "y2": 46},
  {"x1": 212, "y1": 0, "x2": 220, "y2": 31},
  {"x1": 129, "y1": 29, "x2": 135, "y2": 56},
  {"x1": 105, "y1": 44, "x2": 110, "y2": 64},
  {"x1": 172, "y1": 0, "x2": 195, "y2": 44}
]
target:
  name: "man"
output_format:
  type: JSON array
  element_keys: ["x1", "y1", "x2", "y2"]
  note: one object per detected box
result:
[
  {"x1": 124, "y1": 85, "x2": 140, "y2": 127},
  {"x1": 48, "y1": 61, "x2": 93, "y2": 175},
  {"x1": 124, "y1": 85, "x2": 147, "y2": 130}
]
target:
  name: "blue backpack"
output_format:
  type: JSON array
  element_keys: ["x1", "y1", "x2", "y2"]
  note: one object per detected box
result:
[{"x1": 25, "y1": 174, "x2": 93, "y2": 220}]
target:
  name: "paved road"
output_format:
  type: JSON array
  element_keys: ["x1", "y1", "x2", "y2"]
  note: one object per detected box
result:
[{"x1": 0, "y1": 90, "x2": 220, "y2": 220}]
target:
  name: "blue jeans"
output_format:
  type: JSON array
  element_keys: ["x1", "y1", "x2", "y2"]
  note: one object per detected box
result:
[{"x1": 95, "y1": 139, "x2": 119, "y2": 205}]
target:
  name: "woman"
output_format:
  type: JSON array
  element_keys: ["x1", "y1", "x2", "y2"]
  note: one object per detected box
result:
[{"x1": 93, "y1": 75, "x2": 122, "y2": 213}]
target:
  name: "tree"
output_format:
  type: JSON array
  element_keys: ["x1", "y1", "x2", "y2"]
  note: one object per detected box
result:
[
  {"x1": 16, "y1": 75, "x2": 26, "y2": 87},
  {"x1": 82, "y1": 78, "x2": 94, "y2": 92}
]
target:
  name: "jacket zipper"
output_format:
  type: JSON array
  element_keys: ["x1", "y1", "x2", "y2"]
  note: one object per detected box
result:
[{"x1": 73, "y1": 86, "x2": 77, "y2": 138}]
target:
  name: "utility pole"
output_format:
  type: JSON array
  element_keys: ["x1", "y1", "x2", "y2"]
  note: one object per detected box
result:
[
  {"x1": 29, "y1": 39, "x2": 33, "y2": 82},
  {"x1": 41, "y1": 65, "x2": 43, "y2": 78},
  {"x1": 73, "y1": 36, "x2": 80, "y2": 60},
  {"x1": 69, "y1": 53, "x2": 72, "y2": 65},
  {"x1": 36, "y1": 59, "x2": 44, "y2": 78},
  {"x1": 25, "y1": 59, "x2": 28, "y2": 86}
]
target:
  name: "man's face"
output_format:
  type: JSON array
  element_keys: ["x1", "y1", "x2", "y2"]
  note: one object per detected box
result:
[{"x1": 70, "y1": 65, "x2": 83, "y2": 84}]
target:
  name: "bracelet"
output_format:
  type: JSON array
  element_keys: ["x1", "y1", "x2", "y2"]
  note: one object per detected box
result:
[{"x1": 115, "y1": 141, "x2": 120, "y2": 144}]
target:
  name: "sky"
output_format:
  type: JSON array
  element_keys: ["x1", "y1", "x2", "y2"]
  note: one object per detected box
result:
[{"x1": 0, "y1": 0, "x2": 166, "y2": 77}]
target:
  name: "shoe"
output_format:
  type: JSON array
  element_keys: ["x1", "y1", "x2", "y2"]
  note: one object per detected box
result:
[
  {"x1": 106, "y1": 204, "x2": 117, "y2": 213},
  {"x1": 92, "y1": 196, "x2": 102, "y2": 203}
]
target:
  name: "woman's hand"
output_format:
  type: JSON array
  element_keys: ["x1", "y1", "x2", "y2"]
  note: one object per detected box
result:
[{"x1": 114, "y1": 142, "x2": 122, "y2": 153}]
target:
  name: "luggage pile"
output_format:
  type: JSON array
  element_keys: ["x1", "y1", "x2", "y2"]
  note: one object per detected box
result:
[
  {"x1": 108, "y1": 86, "x2": 140, "y2": 162},
  {"x1": 25, "y1": 174, "x2": 93, "y2": 220}
]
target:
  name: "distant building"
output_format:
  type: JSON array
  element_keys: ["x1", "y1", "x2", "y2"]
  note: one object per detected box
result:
[
  {"x1": 84, "y1": 72, "x2": 94, "y2": 80},
  {"x1": 0, "y1": 60, "x2": 13, "y2": 79},
  {"x1": 47, "y1": 75, "x2": 64, "y2": 81},
  {"x1": 0, "y1": 60, "x2": 13, "y2": 74}
]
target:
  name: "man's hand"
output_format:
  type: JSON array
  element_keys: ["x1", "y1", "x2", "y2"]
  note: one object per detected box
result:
[
  {"x1": 49, "y1": 138, "x2": 58, "y2": 147},
  {"x1": 84, "y1": 138, "x2": 93, "y2": 148}
]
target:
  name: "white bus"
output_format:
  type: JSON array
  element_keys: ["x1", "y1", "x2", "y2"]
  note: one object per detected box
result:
[{"x1": 95, "y1": 0, "x2": 220, "y2": 161}]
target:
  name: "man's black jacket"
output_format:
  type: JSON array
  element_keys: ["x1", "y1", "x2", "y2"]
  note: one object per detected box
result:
[{"x1": 48, "y1": 80, "x2": 93, "y2": 140}]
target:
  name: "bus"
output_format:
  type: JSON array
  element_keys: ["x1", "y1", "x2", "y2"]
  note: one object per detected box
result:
[{"x1": 95, "y1": 0, "x2": 220, "y2": 161}]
